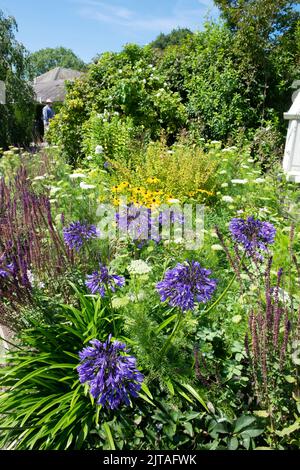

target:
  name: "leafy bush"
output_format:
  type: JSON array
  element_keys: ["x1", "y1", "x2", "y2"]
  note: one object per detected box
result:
[{"x1": 48, "y1": 44, "x2": 187, "y2": 164}]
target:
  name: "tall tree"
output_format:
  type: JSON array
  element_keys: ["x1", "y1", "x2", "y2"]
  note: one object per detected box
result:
[
  {"x1": 0, "y1": 10, "x2": 34, "y2": 148},
  {"x1": 214, "y1": 1, "x2": 300, "y2": 124},
  {"x1": 30, "y1": 47, "x2": 86, "y2": 76},
  {"x1": 150, "y1": 28, "x2": 193, "y2": 50}
]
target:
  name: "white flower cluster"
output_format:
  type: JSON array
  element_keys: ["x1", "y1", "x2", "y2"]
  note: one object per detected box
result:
[
  {"x1": 127, "y1": 259, "x2": 152, "y2": 276},
  {"x1": 95, "y1": 145, "x2": 104, "y2": 154}
]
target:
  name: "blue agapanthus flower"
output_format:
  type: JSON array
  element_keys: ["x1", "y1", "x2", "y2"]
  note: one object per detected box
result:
[
  {"x1": 156, "y1": 260, "x2": 217, "y2": 312},
  {"x1": 63, "y1": 221, "x2": 99, "y2": 251},
  {"x1": 77, "y1": 335, "x2": 144, "y2": 409},
  {"x1": 229, "y1": 216, "x2": 276, "y2": 257},
  {"x1": 85, "y1": 264, "x2": 125, "y2": 297}
]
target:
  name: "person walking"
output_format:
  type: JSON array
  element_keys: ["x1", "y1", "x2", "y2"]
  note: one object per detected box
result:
[{"x1": 42, "y1": 98, "x2": 55, "y2": 133}]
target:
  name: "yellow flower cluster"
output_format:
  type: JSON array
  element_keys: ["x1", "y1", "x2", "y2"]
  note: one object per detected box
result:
[
  {"x1": 110, "y1": 180, "x2": 214, "y2": 207},
  {"x1": 111, "y1": 180, "x2": 172, "y2": 208},
  {"x1": 188, "y1": 188, "x2": 214, "y2": 198}
]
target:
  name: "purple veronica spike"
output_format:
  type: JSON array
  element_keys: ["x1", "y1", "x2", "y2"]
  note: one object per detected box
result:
[
  {"x1": 156, "y1": 260, "x2": 217, "y2": 312},
  {"x1": 63, "y1": 221, "x2": 99, "y2": 251},
  {"x1": 77, "y1": 335, "x2": 144, "y2": 409},
  {"x1": 85, "y1": 264, "x2": 125, "y2": 297},
  {"x1": 229, "y1": 217, "x2": 276, "y2": 258},
  {"x1": 0, "y1": 258, "x2": 14, "y2": 279}
]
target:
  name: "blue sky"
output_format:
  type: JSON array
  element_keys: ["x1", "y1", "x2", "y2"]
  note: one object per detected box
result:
[{"x1": 0, "y1": 0, "x2": 218, "y2": 62}]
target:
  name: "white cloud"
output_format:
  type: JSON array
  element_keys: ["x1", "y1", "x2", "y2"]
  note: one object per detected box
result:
[{"x1": 73, "y1": 0, "x2": 216, "y2": 32}]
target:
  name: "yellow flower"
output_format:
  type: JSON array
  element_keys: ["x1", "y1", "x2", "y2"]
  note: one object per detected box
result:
[
  {"x1": 147, "y1": 177, "x2": 160, "y2": 184},
  {"x1": 197, "y1": 189, "x2": 214, "y2": 196},
  {"x1": 131, "y1": 186, "x2": 146, "y2": 195},
  {"x1": 112, "y1": 198, "x2": 120, "y2": 206},
  {"x1": 149, "y1": 197, "x2": 161, "y2": 206}
]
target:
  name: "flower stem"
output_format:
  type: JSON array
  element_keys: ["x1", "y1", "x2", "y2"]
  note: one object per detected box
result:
[
  {"x1": 106, "y1": 286, "x2": 116, "y2": 336},
  {"x1": 159, "y1": 312, "x2": 183, "y2": 361},
  {"x1": 204, "y1": 253, "x2": 246, "y2": 315}
]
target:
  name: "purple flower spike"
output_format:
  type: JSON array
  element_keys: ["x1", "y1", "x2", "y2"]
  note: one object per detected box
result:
[
  {"x1": 0, "y1": 256, "x2": 14, "y2": 279},
  {"x1": 63, "y1": 221, "x2": 99, "y2": 251},
  {"x1": 229, "y1": 216, "x2": 276, "y2": 258},
  {"x1": 77, "y1": 335, "x2": 144, "y2": 409},
  {"x1": 85, "y1": 264, "x2": 125, "y2": 297},
  {"x1": 156, "y1": 260, "x2": 217, "y2": 312}
]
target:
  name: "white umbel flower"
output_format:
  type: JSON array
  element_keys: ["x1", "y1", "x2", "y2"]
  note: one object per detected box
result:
[
  {"x1": 211, "y1": 244, "x2": 224, "y2": 251},
  {"x1": 128, "y1": 259, "x2": 152, "y2": 275},
  {"x1": 95, "y1": 145, "x2": 104, "y2": 154},
  {"x1": 231, "y1": 179, "x2": 248, "y2": 184},
  {"x1": 222, "y1": 195, "x2": 234, "y2": 203},
  {"x1": 80, "y1": 182, "x2": 96, "y2": 190},
  {"x1": 69, "y1": 173, "x2": 87, "y2": 179}
]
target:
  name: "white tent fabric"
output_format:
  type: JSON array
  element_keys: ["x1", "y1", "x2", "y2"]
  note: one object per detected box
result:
[{"x1": 283, "y1": 81, "x2": 300, "y2": 182}]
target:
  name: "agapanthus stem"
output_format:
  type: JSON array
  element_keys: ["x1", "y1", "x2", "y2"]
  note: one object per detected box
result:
[
  {"x1": 204, "y1": 253, "x2": 246, "y2": 315},
  {"x1": 204, "y1": 272, "x2": 237, "y2": 315},
  {"x1": 106, "y1": 287, "x2": 116, "y2": 337},
  {"x1": 159, "y1": 312, "x2": 183, "y2": 360}
]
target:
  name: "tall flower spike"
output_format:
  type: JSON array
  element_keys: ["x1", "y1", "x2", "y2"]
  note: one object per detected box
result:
[
  {"x1": 77, "y1": 336, "x2": 144, "y2": 409},
  {"x1": 85, "y1": 264, "x2": 125, "y2": 297},
  {"x1": 63, "y1": 221, "x2": 99, "y2": 251},
  {"x1": 156, "y1": 260, "x2": 217, "y2": 312}
]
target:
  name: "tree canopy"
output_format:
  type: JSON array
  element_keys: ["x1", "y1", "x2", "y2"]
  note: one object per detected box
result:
[
  {"x1": 150, "y1": 28, "x2": 193, "y2": 50},
  {"x1": 30, "y1": 47, "x2": 86, "y2": 77},
  {"x1": 0, "y1": 9, "x2": 34, "y2": 148}
]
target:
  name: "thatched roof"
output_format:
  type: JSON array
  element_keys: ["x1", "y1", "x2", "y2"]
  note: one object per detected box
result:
[{"x1": 33, "y1": 67, "x2": 83, "y2": 103}]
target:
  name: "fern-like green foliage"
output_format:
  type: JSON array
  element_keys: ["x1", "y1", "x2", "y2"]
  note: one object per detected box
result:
[{"x1": 121, "y1": 300, "x2": 198, "y2": 388}]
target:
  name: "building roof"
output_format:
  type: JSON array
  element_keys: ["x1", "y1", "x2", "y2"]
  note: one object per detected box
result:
[{"x1": 33, "y1": 67, "x2": 84, "y2": 103}]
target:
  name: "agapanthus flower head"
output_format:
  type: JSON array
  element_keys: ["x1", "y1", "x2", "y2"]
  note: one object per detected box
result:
[
  {"x1": 63, "y1": 221, "x2": 99, "y2": 251},
  {"x1": 229, "y1": 216, "x2": 276, "y2": 258},
  {"x1": 156, "y1": 260, "x2": 217, "y2": 312},
  {"x1": 77, "y1": 335, "x2": 144, "y2": 409},
  {"x1": 85, "y1": 264, "x2": 125, "y2": 297}
]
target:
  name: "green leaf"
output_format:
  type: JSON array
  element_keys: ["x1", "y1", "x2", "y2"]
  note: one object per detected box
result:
[
  {"x1": 228, "y1": 436, "x2": 239, "y2": 450},
  {"x1": 178, "y1": 390, "x2": 193, "y2": 404},
  {"x1": 183, "y1": 421, "x2": 194, "y2": 437},
  {"x1": 284, "y1": 375, "x2": 296, "y2": 384},
  {"x1": 140, "y1": 382, "x2": 153, "y2": 400},
  {"x1": 166, "y1": 379, "x2": 174, "y2": 396},
  {"x1": 253, "y1": 410, "x2": 269, "y2": 418},
  {"x1": 138, "y1": 393, "x2": 154, "y2": 406},
  {"x1": 65, "y1": 432, "x2": 75, "y2": 450},
  {"x1": 276, "y1": 421, "x2": 300, "y2": 437},
  {"x1": 103, "y1": 422, "x2": 116, "y2": 450},
  {"x1": 234, "y1": 415, "x2": 257, "y2": 433},
  {"x1": 180, "y1": 383, "x2": 208, "y2": 411},
  {"x1": 243, "y1": 436, "x2": 251, "y2": 450},
  {"x1": 241, "y1": 429, "x2": 264, "y2": 438},
  {"x1": 156, "y1": 314, "x2": 177, "y2": 332}
]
